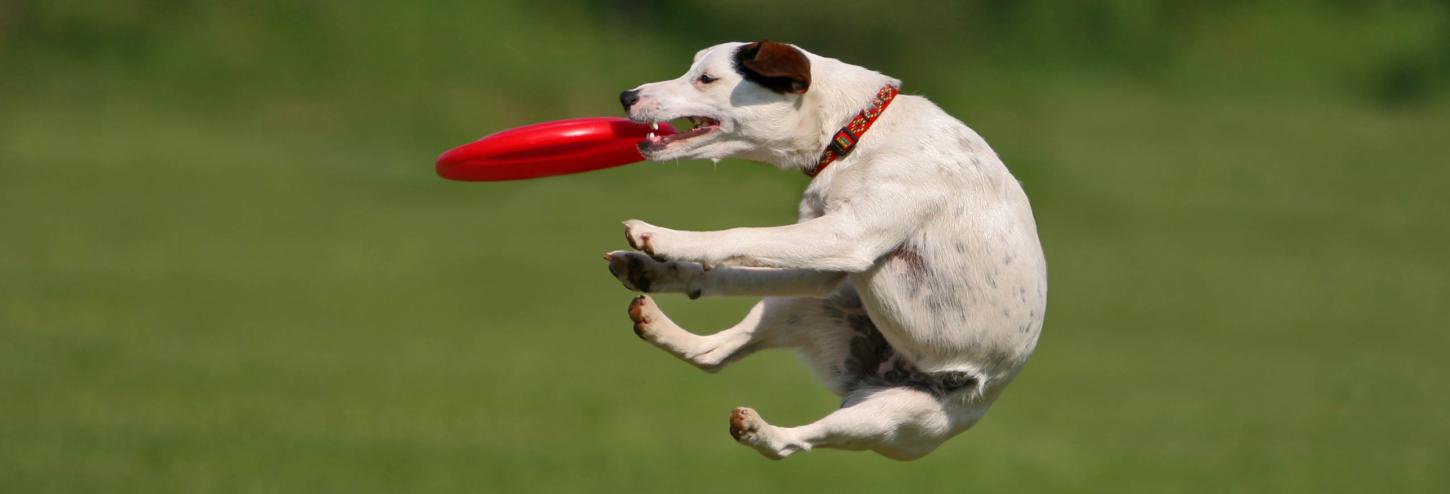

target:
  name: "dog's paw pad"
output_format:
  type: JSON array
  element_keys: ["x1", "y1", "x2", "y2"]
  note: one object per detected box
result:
[
  {"x1": 729, "y1": 407, "x2": 762, "y2": 441},
  {"x1": 730, "y1": 408, "x2": 791, "y2": 459},
  {"x1": 606, "y1": 251, "x2": 658, "y2": 292},
  {"x1": 628, "y1": 295, "x2": 659, "y2": 339},
  {"x1": 624, "y1": 224, "x2": 639, "y2": 250},
  {"x1": 638, "y1": 233, "x2": 655, "y2": 257},
  {"x1": 623, "y1": 221, "x2": 657, "y2": 256}
]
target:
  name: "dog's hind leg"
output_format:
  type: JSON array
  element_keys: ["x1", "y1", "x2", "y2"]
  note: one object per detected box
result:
[
  {"x1": 627, "y1": 295, "x2": 814, "y2": 372},
  {"x1": 729, "y1": 386, "x2": 967, "y2": 461}
]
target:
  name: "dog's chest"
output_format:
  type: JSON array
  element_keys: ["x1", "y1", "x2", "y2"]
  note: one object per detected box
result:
[
  {"x1": 798, "y1": 190, "x2": 827, "y2": 221},
  {"x1": 796, "y1": 172, "x2": 849, "y2": 220}
]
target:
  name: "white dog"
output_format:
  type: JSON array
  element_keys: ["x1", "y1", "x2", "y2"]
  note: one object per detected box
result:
[{"x1": 604, "y1": 40, "x2": 1047, "y2": 460}]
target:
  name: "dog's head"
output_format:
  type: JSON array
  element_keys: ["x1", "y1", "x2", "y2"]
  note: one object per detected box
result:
[{"x1": 620, "y1": 40, "x2": 817, "y2": 164}]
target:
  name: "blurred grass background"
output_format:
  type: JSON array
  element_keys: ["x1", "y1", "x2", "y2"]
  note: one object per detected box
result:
[{"x1": 2, "y1": 0, "x2": 1448, "y2": 492}]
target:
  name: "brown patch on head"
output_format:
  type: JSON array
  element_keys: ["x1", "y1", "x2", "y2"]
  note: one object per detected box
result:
[{"x1": 733, "y1": 40, "x2": 811, "y2": 93}]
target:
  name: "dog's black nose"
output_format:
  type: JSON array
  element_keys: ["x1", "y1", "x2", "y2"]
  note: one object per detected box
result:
[{"x1": 619, "y1": 89, "x2": 641, "y2": 111}]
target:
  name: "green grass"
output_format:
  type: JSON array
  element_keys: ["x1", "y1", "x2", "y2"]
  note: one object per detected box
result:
[{"x1": 3, "y1": 1, "x2": 1448, "y2": 492}]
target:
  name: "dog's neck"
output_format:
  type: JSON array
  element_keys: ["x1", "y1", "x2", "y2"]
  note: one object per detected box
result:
[{"x1": 757, "y1": 55, "x2": 900, "y2": 174}]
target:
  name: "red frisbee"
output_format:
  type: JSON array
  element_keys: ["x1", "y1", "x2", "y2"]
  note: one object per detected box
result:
[{"x1": 435, "y1": 117, "x2": 676, "y2": 181}]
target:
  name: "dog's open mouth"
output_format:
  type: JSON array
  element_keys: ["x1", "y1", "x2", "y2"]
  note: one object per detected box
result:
[{"x1": 642, "y1": 116, "x2": 720, "y2": 150}]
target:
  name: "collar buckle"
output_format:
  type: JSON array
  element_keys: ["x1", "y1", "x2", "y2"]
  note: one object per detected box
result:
[{"x1": 828, "y1": 129, "x2": 858, "y2": 157}]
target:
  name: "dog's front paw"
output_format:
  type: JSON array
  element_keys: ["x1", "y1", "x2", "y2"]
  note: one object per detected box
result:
[
  {"x1": 604, "y1": 251, "x2": 704, "y2": 298},
  {"x1": 623, "y1": 219, "x2": 718, "y2": 267},
  {"x1": 623, "y1": 219, "x2": 664, "y2": 260}
]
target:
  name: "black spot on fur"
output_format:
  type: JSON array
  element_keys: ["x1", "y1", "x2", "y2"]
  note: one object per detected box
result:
[
  {"x1": 627, "y1": 256, "x2": 651, "y2": 292},
  {"x1": 926, "y1": 296, "x2": 949, "y2": 312},
  {"x1": 825, "y1": 288, "x2": 865, "y2": 311},
  {"x1": 937, "y1": 372, "x2": 977, "y2": 391},
  {"x1": 960, "y1": 136, "x2": 978, "y2": 152},
  {"x1": 844, "y1": 324, "x2": 891, "y2": 378},
  {"x1": 846, "y1": 314, "x2": 875, "y2": 334},
  {"x1": 827, "y1": 287, "x2": 979, "y2": 397}
]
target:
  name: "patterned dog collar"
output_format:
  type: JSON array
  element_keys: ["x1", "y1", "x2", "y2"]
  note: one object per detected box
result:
[{"x1": 807, "y1": 84, "x2": 900, "y2": 178}]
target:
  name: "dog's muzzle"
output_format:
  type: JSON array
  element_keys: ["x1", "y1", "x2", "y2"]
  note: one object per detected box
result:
[{"x1": 619, "y1": 89, "x2": 641, "y2": 112}]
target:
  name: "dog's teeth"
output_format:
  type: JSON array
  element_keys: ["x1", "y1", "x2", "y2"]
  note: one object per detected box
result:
[
  {"x1": 647, "y1": 132, "x2": 656, "y2": 139},
  {"x1": 651, "y1": 122, "x2": 659, "y2": 130}
]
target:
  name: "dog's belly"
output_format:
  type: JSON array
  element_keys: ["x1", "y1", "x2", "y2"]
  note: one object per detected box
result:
[
  {"x1": 811, "y1": 287, "x2": 981, "y2": 397},
  {"x1": 852, "y1": 200, "x2": 1047, "y2": 382}
]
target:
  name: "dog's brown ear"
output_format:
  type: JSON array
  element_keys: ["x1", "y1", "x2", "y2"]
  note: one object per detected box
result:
[{"x1": 734, "y1": 40, "x2": 811, "y2": 94}]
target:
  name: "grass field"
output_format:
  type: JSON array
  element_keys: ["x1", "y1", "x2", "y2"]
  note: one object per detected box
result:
[{"x1": 3, "y1": 1, "x2": 1448, "y2": 492}]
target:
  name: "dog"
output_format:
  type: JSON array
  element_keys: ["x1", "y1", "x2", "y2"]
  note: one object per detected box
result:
[{"x1": 604, "y1": 40, "x2": 1047, "y2": 460}]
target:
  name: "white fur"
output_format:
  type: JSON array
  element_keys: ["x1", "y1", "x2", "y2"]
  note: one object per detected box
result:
[{"x1": 606, "y1": 42, "x2": 1047, "y2": 460}]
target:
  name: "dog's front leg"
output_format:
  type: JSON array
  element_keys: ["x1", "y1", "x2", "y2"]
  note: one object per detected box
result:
[
  {"x1": 605, "y1": 251, "x2": 845, "y2": 298},
  {"x1": 623, "y1": 211, "x2": 911, "y2": 272}
]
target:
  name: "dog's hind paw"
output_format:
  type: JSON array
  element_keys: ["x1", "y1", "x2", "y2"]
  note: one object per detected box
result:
[
  {"x1": 730, "y1": 407, "x2": 793, "y2": 460},
  {"x1": 728, "y1": 407, "x2": 761, "y2": 441},
  {"x1": 627, "y1": 295, "x2": 669, "y2": 340}
]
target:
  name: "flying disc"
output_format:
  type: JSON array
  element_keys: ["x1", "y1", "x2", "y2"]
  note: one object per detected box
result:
[{"x1": 435, "y1": 117, "x2": 676, "y2": 181}]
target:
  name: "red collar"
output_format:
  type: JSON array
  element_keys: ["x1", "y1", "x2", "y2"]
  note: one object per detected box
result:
[{"x1": 807, "y1": 84, "x2": 900, "y2": 178}]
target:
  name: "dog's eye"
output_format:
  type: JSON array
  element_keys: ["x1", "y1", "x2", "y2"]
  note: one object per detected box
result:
[{"x1": 697, "y1": 73, "x2": 717, "y2": 84}]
